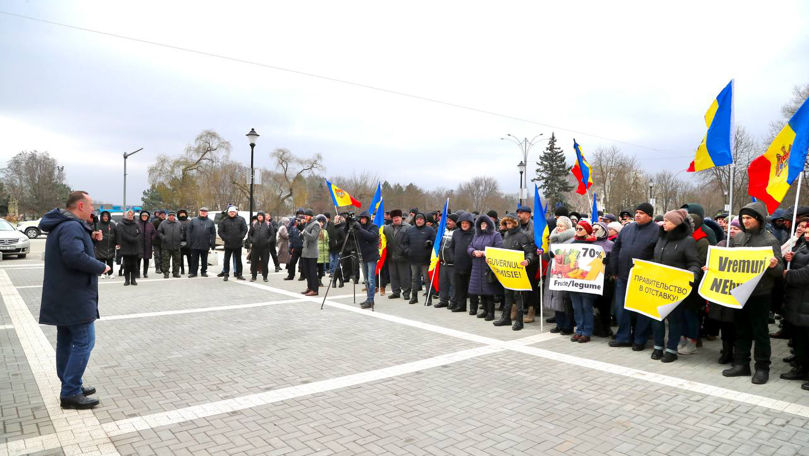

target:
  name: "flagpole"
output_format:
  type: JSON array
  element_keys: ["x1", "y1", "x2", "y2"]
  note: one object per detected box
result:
[
  {"x1": 787, "y1": 173, "x2": 804, "y2": 270},
  {"x1": 726, "y1": 164, "x2": 734, "y2": 246},
  {"x1": 539, "y1": 262, "x2": 544, "y2": 333},
  {"x1": 426, "y1": 198, "x2": 449, "y2": 306}
]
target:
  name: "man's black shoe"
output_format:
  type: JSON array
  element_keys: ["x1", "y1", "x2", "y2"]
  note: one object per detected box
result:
[
  {"x1": 451, "y1": 307, "x2": 467, "y2": 313},
  {"x1": 434, "y1": 302, "x2": 448, "y2": 308},
  {"x1": 283, "y1": 276, "x2": 294, "y2": 280},
  {"x1": 223, "y1": 276, "x2": 228, "y2": 281},
  {"x1": 188, "y1": 274, "x2": 197, "y2": 278},
  {"x1": 173, "y1": 274, "x2": 181, "y2": 278},
  {"x1": 609, "y1": 341, "x2": 632, "y2": 348},
  {"x1": 297, "y1": 276, "x2": 306, "y2": 281},
  {"x1": 387, "y1": 293, "x2": 400, "y2": 299},
  {"x1": 560, "y1": 329, "x2": 574, "y2": 335},
  {"x1": 236, "y1": 276, "x2": 246, "y2": 281},
  {"x1": 409, "y1": 297, "x2": 418, "y2": 304},
  {"x1": 550, "y1": 327, "x2": 561, "y2": 333},
  {"x1": 632, "y1": 344, "x2": 646, "y2": 351},
  {"x1": 82, "y1": 385, "x2": 96, "y2": 396},
  {"x1": 217, "y1": 272, "x2": 226, "y2": 277},
  {"x1": 722, "y1": 364, "x2": 752, "y2": 377},
  {"x1": 60, "y1": 394, "x2": 99, "y2": 410},
  {"x1": 545, "y1": 317, "x2": 556, "y2": 324},
  {"x1": 752, "y1": 369, "x2": 769, "y2": 385},
  {"x1": 200, "y1": 273, "x2": 208, "y2": 277},
  {"x1": 360, "y1": 300, "x2": 374, "y2": 309},
  {"x1": 779, "y1": 367, "x2": 808, "y2": 381}
]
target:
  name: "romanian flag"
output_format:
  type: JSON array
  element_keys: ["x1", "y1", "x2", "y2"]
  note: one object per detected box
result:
[
  {"x1": 369, "y1": 183, "x2": 382, "y2": 216},
  {"x1": 571, "y1": 139, "x2": 593, "y2": 195},
  {"x1": 533, "y1": 185, "x2": 549, "y2": 253},
  {"x1": 591, "y1": 192, "x2": 599, "y2": 224},
  {"x1": 748, "y1": 95, "x2": 809, "y2": 213},
  {"x1": 427, "y1": 199, "x2": 449, "y2": 292},
  {"x1": 326, "y1": 180, "x2": 362, "y2": 208},
  {"x1": 688, "y1": 80, "x2": 734, "y2": 172},
  {"x1": 374, "y1": 199, "x2": 387, "y2": 275}
]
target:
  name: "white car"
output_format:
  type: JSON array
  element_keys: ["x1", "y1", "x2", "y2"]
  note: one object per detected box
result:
[
  {"x1": 1, "y1": 218, "x2": 31, "y2": 258},
  {"x1": 17, "y1": 218, "x2": 46, "y2": 239}
]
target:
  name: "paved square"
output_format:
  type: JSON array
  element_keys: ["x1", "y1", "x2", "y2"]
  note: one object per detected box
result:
[{"x1": 2, "y1": 240, "x2": 808, "y2": 455}]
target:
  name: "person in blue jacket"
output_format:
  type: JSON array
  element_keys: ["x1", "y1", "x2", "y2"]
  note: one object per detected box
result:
[{"x1": 39, "y1": 191, "x2": 109, "y2": 409}]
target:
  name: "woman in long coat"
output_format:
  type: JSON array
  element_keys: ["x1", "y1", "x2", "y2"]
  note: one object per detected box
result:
[
  {"x1": 116, "y1": 210, "x2": 142, "y2": 286},
  {"x1": 544, "y1": 216, "x2": 575, "y2": 334},
  {"x1": 137, "y1": 210, "x2": 157, "y2": 278},
  {"x1": 276, "y1": 217, "x2": 291, "y2": 264},
  {"x1": 466, "y1": 214, "x2": 503, "y2": 321}
]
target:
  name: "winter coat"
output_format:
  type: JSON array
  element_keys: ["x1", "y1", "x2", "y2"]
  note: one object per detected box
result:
[
  {"x1": 152, "y1": 218, "x2": 163, "y2": 248},
  {"x1": 502, "y1": 226, "x2": 537, "y2": 266},
  {"x1": 383, "y1": 222, "x2": 411, "y2": 262},
  {"x1": 330, "y1": 221, "x2": 347, "y2": 254},
  {"x1": 708, "y1": 236, "x2": 736, "y2": 323},
  {"x1": 93, "y1": 212, "x2": 117, "y2": 260},
  {"x1": 187, "y1": 216, "x2": 216, "y2": 251},
  {"x1": 288, "y1": 221, "x2": 303, "y2": 252},
  {"x1": 609, "y1": 220, "x2": 660, "y2": 280},
  {"x1": 318, "y1": 229, "x2": 330, "y2": 263},
  {"x1": 326, "y1": 221, "x2": 341, "y2": 253},
  {"x1": 38, "y1": 208, "x2": 107, "y2": 326},
  {"x1": 248, "y1": 221, "x2": 273, "y2": 251},
  {"x1": 729, "y1": 201, "x2": 783, "y2": 296},
  {"x1": 682, "y1": 203, "x2": 717, "y2": 246},
  {"x1": 178, "y1": 214, "x2": 191, "y2": 251},
  {"x1": 402, "y1": 223, "x2": 436, "y2": 265},
  {"x1": 157, "y1": 218, "x2": 184, "y2": 250},
  {"x1": 218, "y1": 215, "x2": 248, "y2": 249},
  {"x1": 652, "y1": 223, "x2": 700, "y2": 274},
  {"x1": 301, "y1": 220, "x2": 321, "y2": 259},
  {"x1": 276, "y1": 219, "x2": 290, "y2": 263},
  {"x1": 116, "y1": 218, "x2": 142, "y2": 257},
  {"x1": 138, "y1": 216, "x2": 156, "y2": 259},
  {"x1": 439, "y1": 227, "x2": 456, "y2": 265},
  {"x1": 448, "y1": 212, "x2": 475, "y2": 273},
  {"x1": 783, "y1": 242, "x2": 809, "y2": 327},
  {"x1": 466, "y1": 214, "x2": 503, "y2": 296},
  {"x1": 354, "y1": 215, "x2": 380, "y2": 262}
]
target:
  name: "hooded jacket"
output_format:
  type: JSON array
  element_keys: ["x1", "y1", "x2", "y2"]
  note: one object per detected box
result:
[
  {"x1": 116, "y1": 217, "x2": 142, "y2": 256},
  {"x1": 157, "y1": 217, "x2": 184, "y2": 250},
  {"x1": 730, "y1": 201, "x2": 783, "y2": 296},
  {"x1": 466, "y1": 214, "x2": 503, "y2": 296},
  {"x1": 402, "y1": 218, "x2": 436, "y2": 265},
  {"x1": 353, "y1": 211, "x2": 380, "y2": 262},
  {"x1": 682, "y1": 203, "x2": 717, "y2": 246},
  {"x1": 93, "y1": 211, "x2": 117, "y2": 260},
  {"x1": 448, "y1": 212, "x2": 475, "y2": 273},
  {"x1": 138, "y1": 211, "x2": 157, "y2": 259},
  {"x1": 218, "y1": 214, "x2": 248, "y2": 249},
  {"x1": 248, "y1": 218, "x2": 274, "y2": 250},
  {"x1": 783, "y1": 241, "x2": 809, "y2": 327},
  {"x1": 39, "y1": 208, "x2": 107, "y2": 326}
]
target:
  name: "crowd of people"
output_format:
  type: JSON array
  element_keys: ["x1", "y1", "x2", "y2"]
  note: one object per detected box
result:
[{"x1": 87, "y1": 199, "x2": 809, "y2": 389}]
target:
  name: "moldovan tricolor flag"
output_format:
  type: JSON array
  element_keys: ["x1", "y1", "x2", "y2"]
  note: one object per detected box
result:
[
  {"x1": 427, "y1": 199, "x2": 449, "y2": 292},
  {"x1": 688, "y1": 80, "x2": 734, "y2": 172},
  {"x1": 571, "y1": 140, "x2": 593, "y2": 195},
  {"x1": 748, "y1": 95, "x2": 809, "y2": 213},
  {"x1": 326, "y1": 180, "x2": 362, "y2": 208},
  {"x1": 374, "y1": 199, "x2": 387, "y2": 275}
]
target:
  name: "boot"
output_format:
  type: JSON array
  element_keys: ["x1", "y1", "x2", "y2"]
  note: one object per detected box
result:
[
  {"x1": 130, "y1": 272, "x2": 138, "y2": 286},
  {"x1": 469, "y1": 299, "x2": 478, "y2": 316},
  {"x1": 476, "y1": 303, "x2": 487, "y2": 318},
  {"x1": 484, "y1": 298, "x2": 495, "y2": 321},
  {"x1": 493, "y1": 304, "x2": 512, "y2": 326},
  {"x1": 523, "y1": 307, "x2": 536, "y2": 323},
  {"x1": 512, "y1": 310, "x2": 524, "y2": 331},
  {"x1": 752, "y1": 369, "x2": 769, "y2": 385},
  {"x1": 124, "y1": 272, "x2": 130, "y2": 286},
  {"x1": 409, "y1": 295, "x2": 418, "y2": 304},
  {"x1": 718, "y1": 341, "x2": 734, "y2": 364},
  {"x1": 779, "y1": 365, "x2": 808, "y2": 380},
  {"x1": 379, "y1": 287, "x2": 386, "y2": 296},
  {"x1": 722, "y1": 364, "x2": 751, "y2": 377}
]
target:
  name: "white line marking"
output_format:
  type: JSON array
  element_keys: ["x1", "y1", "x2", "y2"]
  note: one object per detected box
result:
[
  {"x1": 0, "y1": 269, "x2": 121, "y2": 456},
  {"x1": 0, "y1": 324, "x2": 14, "y2": 330},
  {"x1": 16, "y1": 275, "x2": 221, "y2": 288}
]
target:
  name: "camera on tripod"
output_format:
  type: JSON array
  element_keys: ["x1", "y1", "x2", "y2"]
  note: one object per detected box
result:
[{"x1": 341, "y1": 211, "x2": 356, "y2": 227}]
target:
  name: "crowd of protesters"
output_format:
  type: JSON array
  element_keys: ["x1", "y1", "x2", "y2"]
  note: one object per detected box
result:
[{"x1": 88, "y1": 199, "x2": 809, "y2": 390}]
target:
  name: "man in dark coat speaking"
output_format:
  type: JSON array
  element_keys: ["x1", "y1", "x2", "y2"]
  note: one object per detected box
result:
[{"x1": 39, "y1": 191, "x2": 110, "y2": 409}]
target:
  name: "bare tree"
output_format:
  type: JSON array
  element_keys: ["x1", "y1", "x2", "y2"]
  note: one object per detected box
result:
[
  {"x1": 270, "y1": 148, "x2": 323, "y2": 210},
  {"x1": 456, "y1": 176, "x2": 501, "y2": 212},
  {"x1": 1, "y1": 150, "x2": 70, "y2": 217}
]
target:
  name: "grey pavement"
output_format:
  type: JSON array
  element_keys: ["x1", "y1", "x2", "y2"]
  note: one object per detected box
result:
[{"x1": 1, "y1": 239, "x2": 808, "y2": 455}]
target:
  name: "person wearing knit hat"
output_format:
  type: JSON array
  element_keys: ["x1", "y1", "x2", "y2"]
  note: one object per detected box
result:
[
  {"x1": 607, "y1": 221, "x2": 623, "y2": 241},
  {"x1": 636, "y1": 202, "x2": 654, "y2": 218},
  {"x1": 663, "y1": 208, "x2": 688, "y2": 227},
  {"x1": 575, "y1": 219, "x2": 593, "y2": 237}
]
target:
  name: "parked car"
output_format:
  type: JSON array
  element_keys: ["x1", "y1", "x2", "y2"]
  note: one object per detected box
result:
[
  {"x1": 16, "y1": 218, "x2": 46, "y2": 239},
  {"x1": 1, "y1": 218, "x2": 31, "y2": 258}
]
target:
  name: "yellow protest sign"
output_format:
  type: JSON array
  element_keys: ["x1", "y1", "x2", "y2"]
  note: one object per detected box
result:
[
  {"x1": 484, "y1": 247, "x2": 532, "y2": 291},
  {"x1": 698, "y1": 246, "x2": 774, "y2": 309},
  {"x1": 624, "y1": 259, "x2": 694, "y2": 321}
]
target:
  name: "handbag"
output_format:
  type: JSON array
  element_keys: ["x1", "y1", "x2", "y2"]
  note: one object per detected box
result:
[{"x1": 484, "y1": 267, "x2": 496, "y2": 284}]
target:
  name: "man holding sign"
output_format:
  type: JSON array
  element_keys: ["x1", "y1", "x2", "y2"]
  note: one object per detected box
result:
[
  {"x1": 489, "y1": 214, "x2": 536, "y2": 331},
  {"x1": 709, "y1": 201, "x2": 782, "y2": 384}
]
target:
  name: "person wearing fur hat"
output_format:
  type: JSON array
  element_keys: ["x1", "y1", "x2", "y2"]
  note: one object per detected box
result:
[
  {"x1": 467, "y1": 214, "x2": 503, "y2": 320},
  {"x1": 642, "y1": 209, "x2": 701, "y2": 363},
  {"x1": 402, "y1": 213, "x2": 436, "y2": 304},
  {"x1": 720, "y1": 201, "x2": 783, "y2": 384},
  {"x1": 383, "y1": 209, "x2": 412, "y2": 300},
  {"x1": 609, "y1": 202, "x2": 660, "y2": 349},
  {"x1": 248, "y1": 212, "x2": 273, "y2": 282},
  {"x1": 545, "y1": 216, "x2": 576, "y2": 334},
  {"x1": 492, "y1": 213, "x2": 537, "y2": 331}
]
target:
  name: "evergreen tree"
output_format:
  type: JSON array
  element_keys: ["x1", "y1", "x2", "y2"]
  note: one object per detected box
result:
[{"x1": 532, "y1": 132, "x2": 573, "y2": 209}]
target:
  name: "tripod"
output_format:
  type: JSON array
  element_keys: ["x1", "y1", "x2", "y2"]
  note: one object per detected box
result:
[{"x1": 321, "y1": 221, "x2": 365, "y2": 310}]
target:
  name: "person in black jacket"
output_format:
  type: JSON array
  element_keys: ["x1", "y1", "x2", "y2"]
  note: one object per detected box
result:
[
  {"x1": 186, "y1": 207, "x2": 216, "y2": 277},
  {"x1": 284, "y1": 217, "x2": 304, "y2": 280},
  {"x1": 645, "y1": 209, "x2": 701, "y2": 362},
  {"x1": 781, "y1": 225, "x2": 809, "y2": 389},
  {"x1": 266, "y1": 213, "x2": 281, "y2": 273},
  {"x1": 157, "y1": 211, "x2": 184, "y2": 278},
  {"x1": 248, "y1": 212, "x2": 273, "y2": 282},
  {"x1": 383, "y1": 209, "x2": 411, "y2": 300},
  {"x1": 152, "y1": 210, "x2": 165, "y2": 275},
  {"x1": 352, "y1": 210, "x2": 380, "y2": 309},
  {"x1": 448, "y1": 212, "x2": 474, "y2": 313},
  {"x1": 93, "y1": 210, "x2": 117, "y2": 278},
  {"x1": 218, "y1": 206, "x2": 248, "y2": 281},
  {"x1": 492, "y1": 213, "x2": 537, "y2": 331},
  {"x1": 177, "y1": 209, "x2": 192, "y2": 275},
  {"x1": 434, "y1": 213, "x2": 457, "y2": 309},
  {"x1": 116, "y1": 210, "x2": 142, "y2": 286},
  {"x1": 402, "y1": 213, "x2": 437, "y2": 305}
]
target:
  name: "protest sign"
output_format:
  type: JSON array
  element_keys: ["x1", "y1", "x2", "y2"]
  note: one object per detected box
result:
[
  {"x1": 547, "y1": 243, "x2": 605, "y2": 295},
  {"x1": 624, "y1": 259, "x2": 694, "y2": 321},
  {"x1": 484, "y1": 247, "x2": 532, "y2": 291},
  {"x1": 698, "y1": 246, "x2": 774, "y2": 309}
]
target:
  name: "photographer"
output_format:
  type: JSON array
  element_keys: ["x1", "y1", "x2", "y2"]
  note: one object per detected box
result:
[
  {"x1": 402, "y1": 213, "x2": 436, "y2": 305},
  {"x1": 351, "y1": 211, "x2": 380, "y2": 309}
]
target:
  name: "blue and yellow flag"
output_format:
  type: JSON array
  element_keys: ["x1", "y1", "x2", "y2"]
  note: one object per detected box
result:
[
  {"x1": 427, "y1": 199, "x2": 449, "y2": 291},
  {"x1": 533, "y1": 185, "x2": 549, "y2": 253},
  {"x1": 688, "y1": 80, "x2": 734, "y2": 172},
  {"x1": 572, "y1": 140, "x2": 593, "y2": 195},
  {"x1": 369, "y1": 183, "x2": 382, "y2": 216}
]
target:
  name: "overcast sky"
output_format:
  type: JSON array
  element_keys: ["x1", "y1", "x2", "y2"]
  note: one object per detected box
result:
[{"x1": 2, "y1": 1, "x2": 808, "y2": 207}]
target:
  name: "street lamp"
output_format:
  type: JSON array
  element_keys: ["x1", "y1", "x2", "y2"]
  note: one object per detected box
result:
[
  {"x1": 648, "y1": 181, "x2": 655, "y2": 214},
  {"x1": 246, "y1": 128, "x2": 260, "y2": 223},
  {"x1": 502, "y1": 133, "x2": 544, "y2": 207},
  {"x1": 123, "y1": 147, "x2": 143, "y2": 212}
]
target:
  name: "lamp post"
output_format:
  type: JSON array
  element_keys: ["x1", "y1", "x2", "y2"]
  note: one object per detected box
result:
[
  {"x1": 517, "y1": 161, "x2": 526, "y2": 206},
  {"x1": 502, "y1": 133, "x2": 544, "y2": 207},
  {"x1": 648, "y1": 181, "x2": 655, "y2": 214},
  {"x1": 123, "y1": 147, "x2": 143, "y2": 212},
  {"x1": 246, "y1": 128, "x2": 260, "y2": 223}
]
